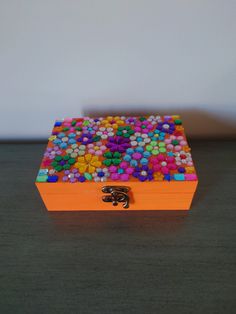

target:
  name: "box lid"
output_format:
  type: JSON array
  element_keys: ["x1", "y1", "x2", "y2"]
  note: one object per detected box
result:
[{"x1": 36, "y1": 115, "x2": 198, "y2": 184}]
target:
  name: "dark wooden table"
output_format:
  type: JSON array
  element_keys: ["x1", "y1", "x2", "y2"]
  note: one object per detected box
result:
[{"x1": 0, "y1": 141, "x2": 235, "y2": 314}]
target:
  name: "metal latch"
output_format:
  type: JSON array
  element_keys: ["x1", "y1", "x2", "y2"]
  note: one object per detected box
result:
[{"x1": 102, "y1": 186, "x2": 130, "y2": 209}]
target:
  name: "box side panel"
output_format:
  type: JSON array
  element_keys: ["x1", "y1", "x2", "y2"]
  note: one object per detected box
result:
[{"x1": 36, "y1": 183, "x2": 196, "y2": 211}]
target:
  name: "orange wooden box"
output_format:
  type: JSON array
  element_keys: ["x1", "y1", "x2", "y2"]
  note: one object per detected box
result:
[{"x1": 36, "y1": 115, "x2": 198, "y2": 211}]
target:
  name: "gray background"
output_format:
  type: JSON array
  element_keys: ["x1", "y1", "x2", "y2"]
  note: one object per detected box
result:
[{"x1": 0, "y1": 0, "x2": 236, "y2": 139}]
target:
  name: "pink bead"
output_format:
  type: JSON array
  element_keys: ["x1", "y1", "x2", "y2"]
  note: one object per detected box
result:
[
  {"x1": 95, "y1": 151, "x2": 102, "y2": 156},
  {"x1": 134, "y1": 127, "x2": 141, "y2": 132},
  {"x1": 153, "y1": 164, "x2": 161, "y2": 171},
  {"x1": 126, "y1": 167, "x2": 134, "y2": 174},
  {"x1": 167, "y1": 144, "x2": 174, "y2": 150},
  {"x1": 177, "y1": 136, "x2": 184, "y2": 140},
  {"x1": 87, "y1": 144, "x2": 93, "y2": 148},
  {"x1": 168, "y1": 163, "x2": 177, "y2": 170},
  {"x1": 132, "y1": 152, "x2": 142, "y2": 160},
  {"x1": 120, "y1": 161, "x2": 128, "y2": 169},
  {"x1": 88, "y1": 149, "x2": 95, "y2": 154},
  {"x1": 187, "y1": 162, "x2": 193, "y2": 166},
  {"x1": 157, "y1": 154, "x2": 165, "y2": 161},
  {"x1": 109, "y1": 166, "x2": 117, "y2": 173},
  {"x1": 161, "y1": 167, "x2": 169, "y2": 174},
  {"x1": 165, "y1": 139, "x2": 171, "y2": 144},
  {"x1": 175, "y1": 145, "x2": 182, "y2": 151},
  {"x1": 111, "y1": 173, "x2": 119, "y2": 180},
  {"x1": 180, "y1": 140, "x2": 187, "y2": 146},
  {"x1": 170, "y1": 135, "x2": 175, "y2": 140},
  {"x1": 185, "y1": 174, "x2": 197, "y2": 181},
  {"x1": 120, "y1": 174, "x2": 129, "y2": 181},
  {"x1": 167, "y1": 156, "x2": 175, "y2": 163}
]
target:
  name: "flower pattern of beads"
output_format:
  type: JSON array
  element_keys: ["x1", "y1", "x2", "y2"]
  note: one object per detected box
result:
[
  {"x1": 53, "y1": 132, "x2": 77, "y2": 149},
  {"x1": 75, "y1": 154, "x2": 102, "y2": 173},
  {"x1": 123, "y1": 147, "x2": 151, "y2": 167},
  {"x1": 100, "y1": 116, "x2": 125, "y2": 129},
  {"x1": 156, "y1": 121, "x2": 175, "y2": 134},
  {"x1": 133, "y1": 118, "x2": 154, "y2": 134},
  {"x1": 109, "y1": 162, "x2": 134, "y2": 181},
  {"x1": 146, "y1": 141, "x2": 166, "y2": 155},
  {"x1": 164, "y1": 135, "x2": 187, "y2": 152},
  {"x1": 147, "y1": 115, "x2": 162, "y2": 125},
  {"x1": 44, "y1": 146, "x2": 62, "y2": 159},
  {"x1": 133, "y1": 165, "x2": 154, "y2": 182},
  {"x1": 62, "y1": 168, "x2": 80, "y2": 183},
  {"x1": 96, "y1": 126, "x2": 114, "y2": 140},
  {"x1": 116, "y1": 126, "x2": 134, "y2": 138},
  {"x1": 77, "y1": 133, "x2": 100, "y2": 145},
  {"x1": 66, "y1": 143, "x2": 86, "y2": 158},
  {"x1": 148, "y1": 129, "x2": 166, "y2": 141},
  {"x1": 106, "y1": 136, "x2": 131, "y2": 153},
  {"x1": 129, "y1": 132, "x2": 151, "y2": 147},
  {"x1": 174, "y1": 151, "x2": 193, "y2": 166},
  {"x1": 51, "y1": 155, "x2": 76, "y2": 172},
  {"x1": 150, "y1": 154, "x2": 177, "y2": 174},
  {"x1": 92, "y1": 168, "x2": 110, "y2": 182},
  {"x1": 87, "y1": 141, "x2": 107, "y2": 156},
  {"x1": 103, "y1": 151, "x2": 122, "y2": 166}
]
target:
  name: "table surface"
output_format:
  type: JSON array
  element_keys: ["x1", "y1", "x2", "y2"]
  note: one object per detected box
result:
[{"x1": 0, "y1": 140, "x2": 235, "y2": 314}]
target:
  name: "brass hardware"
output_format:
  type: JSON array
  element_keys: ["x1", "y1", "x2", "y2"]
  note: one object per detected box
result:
[{"x1": 102, "y1": 186, "x2": 130, "y2": 209}]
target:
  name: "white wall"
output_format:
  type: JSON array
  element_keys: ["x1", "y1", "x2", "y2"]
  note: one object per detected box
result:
[{"x1": 0, "y1": 0, "x2": 235, "y2": 139}]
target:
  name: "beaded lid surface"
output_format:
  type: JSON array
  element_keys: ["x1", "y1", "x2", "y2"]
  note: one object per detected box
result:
[{"x1": 36, "y1": 115, "x2": 198, "y2": 183}]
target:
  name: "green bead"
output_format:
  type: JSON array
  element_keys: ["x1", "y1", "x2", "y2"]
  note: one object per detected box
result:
[
  {"x1": 63, "y1": 155, "x2": 70, "y2": 160},
  {"x1": 54, "y1": 155, "x2": 62, "y2": 162},
  {"x1": 174, "y1": 119, "x2": 182, "y2": 125},
  {"x1": 55, "y1": 165, "x2": 63, "y2": 172},
  {"x1": 51, "y1": 161, "x2": 58, "y2": 167},
  {"x1": 83, "y1": 120, "x2": 90, "y2": 126},
  {"x1": 36, "y1": 175, "x2": 48, "y2": 182},
  {"x1": 68, "y1": 158, "x2": 76, "y2": 165},
  {"x1": 159, "y1": 148, "x2": 166, "y2": 153},
  {"x1": 113, "y1": 152, "x2": 121, "y2": 158},
  {"x1": 103, "y1": 159, "x2": 112, "y2": 166},
  {"x1": 141, "y1": 125, "x2": 146, "y2": 129},
  {"x1": 93, "y1": 135, "x2": 101, "y2": 142},
  {"x1": 75, "y1": 127, "x2": 82, "y2": 131},
  {"x1": 146, "y1": 145, "x2": 152, "y2": 151},
  {"x1": 113, "y1": 158, "x2": 121, "y2": 165},
  {"x1": 117, "y1": 126, "x2": 123, "y2": 131},
  {"x1": 104, "y1": 151, "x2": 112, "y2": 158},
  {"x1": 63, "y1": 164, "x2": 70, "y2": 170},
  {"x1": 139, "y1": 117, "x2": 146, "y2": 121},
  {"x1": 84, "y1": 172, "x2": 92, "y2": 180},
  {"x1": 116, "y1": 131, "x2": 123, "y2": 136},
  {"x1": 159, "y1": 142, "x2": 165, "y2": 147},
  {"x1": 124, "y1": 133, "x2": 130, "y2": 138},
  {"x1": 150, "y1": 141, "x2": 157, "y2": 146},
  {"x1": 71, "y1": 120, "x2": 77, "y2": 126},
  {"x1": 172, "y1": 140, "x2": 179, "y2": 146},
  {"x1": 152, "y1": 149, "x2": 159, "y2": 155},
  {"x1": 63, "y1": 127, "x2": 70, "y2": 131},
  {"x1": 129, "y1": 130, "x2": 135, "y2": 135}
]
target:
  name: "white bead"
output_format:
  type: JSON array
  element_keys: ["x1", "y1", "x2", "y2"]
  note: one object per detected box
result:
[
  {"x1": 131, "y1": 141, "x2": 138, "y2": 146},
  {"x1": 101, "y1": 134, "x2": 107, "y2": 139}
]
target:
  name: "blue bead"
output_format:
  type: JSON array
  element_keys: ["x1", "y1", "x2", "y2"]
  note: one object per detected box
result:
[
  {"x1": 118, "y1": 168, "x2": 124, "y2": 174},
  {"x1": 57, "y1": 132, "x2": 65, "y2": 139},
  {"x1": 68, "y1": 139, "x2": 76, "y2": 144},
  {"x1": 136, "y1": 146, "x2": 144, "y2": 153},
  {"x1": 164, "y1": 174, "x2": 171, "y2": 181},
  {"x1": 126, "y1": 148, "x2": 134, "y2": 155},
  {"x1": 137, "y1": 137, "x2": 142, "y2": 142},
  {"x1": 47, "y1": 175, "x2": 58, "y2": 183},
  {"x1": 68, "y1": 133, "x2": 76, "y2": 138},
  {"x1": 167, "y1": 152, "x2": 174, "y2": 156},
  {"x1": 140, "y1": 158, "x2": 148, "y2": 165},
  {"x1": 130, "y1": 160, "x2": 138, "y2": 167},
  {"x1": 38, "y1": 169, "x2": 48, "y2": 176},
  {"x1": 60, "y1": 142, "x2": 67, "y2": 149},
  {"x1": 143, "y1": 151, "x2": 151, "y2": 158},
  {"x1": 173, "y1": 174, "x2": 185, "y2": 181},
  {"x1": 97, "y1": 171, "x2": 104, "y2": 177},
  {"x1": 54, "y1": 121, "x2": 62, "y2": 127},
  {"x1": 124, "y1": 155, "x2": 131, "y2": 162}
]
